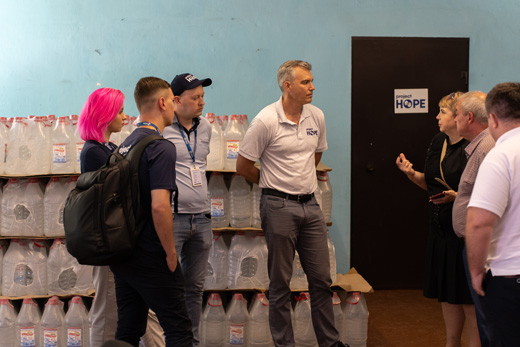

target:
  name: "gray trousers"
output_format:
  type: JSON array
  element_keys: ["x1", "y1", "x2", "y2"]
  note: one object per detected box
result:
[
  {"x1": 90, "y1": 266, "x2": 118, "y2": 347},
  {"x1": 260, "y1": 194, "x2": 340, "y2": 347}
]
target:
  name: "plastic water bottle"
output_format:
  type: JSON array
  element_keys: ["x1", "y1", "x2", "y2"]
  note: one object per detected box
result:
[
  {"x1": 205, "y1": 232, "x2": 228, "y2": 290},
  {"x1": 47, "y1": 239, "x2": 94, "y2": 295},
  {"x1": 1, "y1": 178, "x2": 22, "y2": 236},
  {"x1": 2, "y1": 239, "x2": 48, "y2": 297},
  {"x1": 240, "y1": 115, "x2": 250, "y2": 134},
  {"x1": 290, "y1": 251, "x2": 308, "y2": 291},
  {"x1": 65, "y1": 296, "x2": 90, "y2": 347},
  {"x1": 0, "y1": 241, "x2": 4, "y2": 296},
  {"x1": 41, "y1": 296, "x2": 66, "y2": 347},
  {"x1": 343, "y1": 292, "x2": 369, "y2": 347},
  {"x1": 251, "y1": 184, "x2": 262, "y2": 229},
  {"x1": 51, "y1": 116, "x2": 74, "y2": 174},
  {"x1": 229, "y1": 174, "x2": 252, "y2": 228},
  {"x1": 17, "y1": 297, "x2": 41, "y2": 347},
  {"x1": 228, "y1": 232, "x2": 269, "y2": 290},
  {"x1": 294, "y1": 292, "x2": 317, "y2": 347},
  {"x1": 200, "y1": 293, "x2": 226, "y2": 347},
  {"x1": 32, "y1": 116, "x2": 52, "y2": 174},
  {"x1": 250, "y1": 232, "x2": 269, "y2": 290},
  {"x1": 71, "y1": 115, "x2": 85, "y2": 174},
  {"x1": 332, "y1": 292, "x2": 343, "y2": 340},
  {"x1": 327, "y1": 231, "x2": 337, "y2": 284},
  {"x1": 226, "y1": 293, "x2": 249, "y2": 347},
  {"x1": 5, "y1": 117, "x2": 31, "y2": 175},
  {"x1": 228, "y1": 231, "x2": 247, "y2": 289},
  {"x1": 223, "y1": 114, "x2": 244, "y2": 170},
  {"x1": 0, "y1": 298, "x2": 17, "y2": 347},
  {"x1": 220, "y1": 115, "x2": 228, "y2": 132},
  {"x1": 206, "y1": 113, "x2": 224, "y2": 170},
  {"x1": 249, "y1": 293, "x2": 273, "y2": 347},
  {"x1": 19, "y1": 178, "x2": 45, "y2": 237},
  {"x1": 208, "y1": 172, "x2": 230, "y2": 228},
  {"x1": 119, "y1": 116, "x2": 133, "y2": 144},
  {"x1": 44, "y1": 177, "x2": 66, "y2": 237},
  {"x1": 317, "y1": 172, "x2": 332, "y2": 223},
  {"x1": 0, "y1": 120, "x2": 7, "y2": 175}
]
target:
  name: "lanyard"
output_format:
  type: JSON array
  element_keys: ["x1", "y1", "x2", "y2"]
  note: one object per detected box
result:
[
  {"x1": 137, "y1": 122, "x2": 163, "y2": 137},
  {"x1": 178, "y1": 123, "x2": 197, "y2": 165}
]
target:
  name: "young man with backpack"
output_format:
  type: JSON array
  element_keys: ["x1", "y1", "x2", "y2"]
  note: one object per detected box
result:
[{"x1": 110, "y1": 76, "x2": 193, "y2": 347}]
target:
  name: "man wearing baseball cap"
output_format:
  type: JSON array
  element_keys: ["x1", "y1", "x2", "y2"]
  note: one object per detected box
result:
[{"x1": 163, "y1": 73, "x2": 213, "y2": 346}]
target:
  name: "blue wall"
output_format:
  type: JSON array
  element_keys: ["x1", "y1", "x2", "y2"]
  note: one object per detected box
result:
[{"x1": 1, "y1": 0, "x2": 519, "y2": 274}]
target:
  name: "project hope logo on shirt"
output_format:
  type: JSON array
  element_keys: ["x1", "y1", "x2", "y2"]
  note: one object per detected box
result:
[{"x1": 306, "y1": 128, "x2": 318, "y2": 136}]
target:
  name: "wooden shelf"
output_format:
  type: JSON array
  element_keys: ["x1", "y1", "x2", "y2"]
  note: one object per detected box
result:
[{"x1": 207, "y1": 161, "x2": 331, "y2": 173}]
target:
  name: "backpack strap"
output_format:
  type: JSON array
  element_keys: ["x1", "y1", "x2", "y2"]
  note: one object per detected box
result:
[
  {"x1": 123, "y1": 134, "x2": 179, "y2": 212},
  {"x1": 123, "y1": 134, "x2": 165, "y2": 162}
]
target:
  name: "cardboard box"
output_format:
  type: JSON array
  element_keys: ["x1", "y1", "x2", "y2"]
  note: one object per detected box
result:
[{"x1": 332, "y1": 267, "x2": 374, "y2": 293}]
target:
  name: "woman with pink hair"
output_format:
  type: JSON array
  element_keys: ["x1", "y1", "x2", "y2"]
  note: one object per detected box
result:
[
  {"x1": 78, "y1": 87, "x2": 126, "y2": 172},
  {"x1": 78, "y1": 87, "x2": 126, "y2": 346}
]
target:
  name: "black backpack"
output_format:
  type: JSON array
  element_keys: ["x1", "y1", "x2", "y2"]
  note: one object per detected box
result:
[{"x1": 63, "y1": 134, "x2": 168, "y2": 266}]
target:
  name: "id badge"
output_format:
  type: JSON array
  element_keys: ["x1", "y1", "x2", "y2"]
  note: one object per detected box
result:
[{"x1": 190, "y1": 167, "x2": 202, "y2": 186}]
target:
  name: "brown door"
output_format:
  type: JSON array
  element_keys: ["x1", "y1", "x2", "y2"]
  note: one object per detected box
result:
[{"x1": 351, "y1": 37, "x2": 469, "y2": 289}]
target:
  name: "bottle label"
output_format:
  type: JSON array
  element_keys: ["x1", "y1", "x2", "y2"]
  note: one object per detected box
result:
[
  {"x1": 211, "y1": 197, "x2": 225, "y2": 217},
  {"x1": 53, "y1": 144, "x2": 67, "y2": 163},
  {"x1": 76, "y1": 143, "x2": 84, "y2": 162},
  {"x1": 67, "y1": 327, "x2": 82, "y2": 346},
  {"x1": 229, "y1": 324, "x2": 245, "y2": 345},
  {"x1": 226, "y1": 140, "x2": 240, "y2": 159},
  {"x1": 44, "y1": 328, "x2": 59, "y2": 346},
  {"x1": 20, "y1": 327, "x2": 36, "y2": 346}
]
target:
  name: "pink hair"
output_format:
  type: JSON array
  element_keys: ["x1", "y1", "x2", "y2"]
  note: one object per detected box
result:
[{"x1": 78, "y1": 88, "x2": 125, "y2": 142}]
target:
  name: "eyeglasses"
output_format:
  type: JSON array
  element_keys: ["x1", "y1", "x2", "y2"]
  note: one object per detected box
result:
[{"x1": 448, "y1": 92, "x2": 457, "y2": 100}]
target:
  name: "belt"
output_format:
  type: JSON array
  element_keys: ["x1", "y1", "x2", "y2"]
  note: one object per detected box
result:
[{"x1": 262, "y1": 188, "x2": 314, "y2": 203}]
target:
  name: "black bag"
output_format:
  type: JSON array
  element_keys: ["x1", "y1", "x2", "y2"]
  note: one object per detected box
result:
[{"x1": 63, "y1": 135, "x2": 166, "y2": 265}]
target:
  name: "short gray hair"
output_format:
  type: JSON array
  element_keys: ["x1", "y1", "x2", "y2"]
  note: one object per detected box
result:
[
  {"x1": 277, "y1": 60, "x2": 312, "y2": 92},
  {"x1": 459, "y1": 91, "x2": 488, "y2": 125}
]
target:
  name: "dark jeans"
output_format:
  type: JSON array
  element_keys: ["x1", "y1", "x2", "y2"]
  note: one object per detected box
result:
[
  {"x1": 462, "y1": 246, "x2": 495, "y2": 347},
  {"x1": 480, "y1": 270, "x2": 520, "y2": 347},
  {"x1": 260, "y1": 194, "x2": 340, "y2": 347},
  {"x1": 110, "y1": 249, "x2": 193, "y2": 347}
]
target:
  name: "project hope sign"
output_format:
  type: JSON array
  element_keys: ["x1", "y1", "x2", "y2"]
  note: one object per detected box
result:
[{"x1": 394, "y1": 89, "x2": 428, "y2": 114}]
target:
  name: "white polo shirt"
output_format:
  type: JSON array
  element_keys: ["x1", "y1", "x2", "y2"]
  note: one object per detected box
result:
[
  {"x1": 239, "y1": 97, "x2": 327, "y2": 195},
  {"x1": 468, "y1": 126, "x2": 520, "y2": 275}
]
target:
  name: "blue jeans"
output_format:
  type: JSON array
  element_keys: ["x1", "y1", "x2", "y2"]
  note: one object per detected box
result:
[
  {"x1": 173, "y1": 212, "x2": 212, "y2": 346},
  {"x1": 260, "y1": 194, "x2": 340, "y2": 347}
]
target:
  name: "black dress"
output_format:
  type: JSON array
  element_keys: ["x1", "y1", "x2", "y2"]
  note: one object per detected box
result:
[{"x1": 423, "y1": 132, "x2": 472, "y2": 304}]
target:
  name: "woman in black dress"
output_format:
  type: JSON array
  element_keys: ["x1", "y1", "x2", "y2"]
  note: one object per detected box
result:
[{"x1": 396, "y1": 92, "x2": 480, "y2": 347}]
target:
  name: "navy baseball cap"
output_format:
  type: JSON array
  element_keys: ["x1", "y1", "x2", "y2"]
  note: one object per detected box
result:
[{"x1": 170, "y1": 73, "x2": 212, "y2": 96}]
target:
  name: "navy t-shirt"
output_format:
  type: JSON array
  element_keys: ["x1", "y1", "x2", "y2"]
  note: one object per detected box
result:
[
  {"x1": 118, "y1": 128, "x2": 177, "y2": 253},
  {"x1": 80, "y1": 140, "x2": 118, "y2": 173}
]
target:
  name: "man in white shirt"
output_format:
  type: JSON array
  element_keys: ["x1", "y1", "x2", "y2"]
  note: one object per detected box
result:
[
  {"x1": 237, "y1": 60, "x2": 345, "y2": 347},
  {"x1": 466, "y1": 82, "x2": 520, "y2": 346}
]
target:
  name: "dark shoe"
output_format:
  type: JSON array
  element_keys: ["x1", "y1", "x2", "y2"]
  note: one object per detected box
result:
[{"x1": 335, "y1": 342, "x2": 349, "y2": 347}]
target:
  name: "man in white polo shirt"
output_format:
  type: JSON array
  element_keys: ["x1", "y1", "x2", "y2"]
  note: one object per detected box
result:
[
  {"x1": 466, "y1": 82, "x2": 520, "y2": 346},
  {"x1": 237, "y1": 60, "x2": 345, "y2": 347}
]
